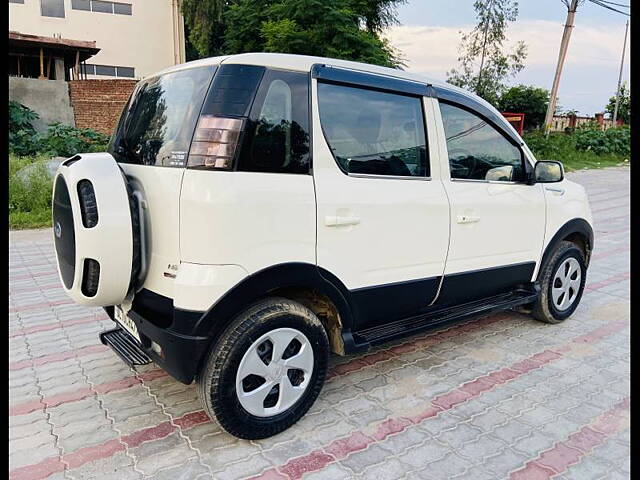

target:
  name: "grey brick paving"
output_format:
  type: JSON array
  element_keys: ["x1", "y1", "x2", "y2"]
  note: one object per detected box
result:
[{"x1": 9, "y1": 167, "x2": 629, "y2": 479}]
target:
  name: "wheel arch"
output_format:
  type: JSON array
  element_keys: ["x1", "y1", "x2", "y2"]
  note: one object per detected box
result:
[
  {"x1": 192, "y1": 263, "x2": 356, "y2": 357},
  {"x1": 539, "y1": 218, "x2": 594, "y2": 279}
]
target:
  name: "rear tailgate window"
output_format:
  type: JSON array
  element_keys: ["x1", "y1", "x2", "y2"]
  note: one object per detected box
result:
[{"x1": 109, "y1": 65, "x2": 216, "y2": 167}]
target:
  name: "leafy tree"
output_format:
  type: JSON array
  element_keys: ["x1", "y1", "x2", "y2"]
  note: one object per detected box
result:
[
  {"x1": 181, "y1": 0, "x2": 405, "y2": 68},
  {"x1": 181, "y1": 0, "x2": 226, "y2": 58},
  {"x1": 447, "y1": 0, "x2": 527, "y2": 106},
  {"x1": 605, "y1": 81, "x2": 630, "y2": 124},
  {"x1": 498, "y1": 85, "x2": 550, "y2": 131}
]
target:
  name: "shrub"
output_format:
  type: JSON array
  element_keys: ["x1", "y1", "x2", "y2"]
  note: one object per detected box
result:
[
  {"x1": 9, "y1": 154, "x2": 54, "y2": 229},
  {"x1": 39, "y1": 123, "x2": 110, "y2": 157},
  {"x1": 9, "y1": 102, "x2": 110, "y2": 157},
  {"x1": 9, "y1": 101, "x2": 40, "y2": 156},
  {"x1": 574, "y1": 125, "x2": 630, "y2": 157},
  {"x1": 523, "y1": 128, "x2": 629, "y2": 172}
]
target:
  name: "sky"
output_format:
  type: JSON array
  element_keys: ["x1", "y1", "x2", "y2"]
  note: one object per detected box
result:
[{"x1": 384, "y1": 0, "x2": 631, "y2": 116}]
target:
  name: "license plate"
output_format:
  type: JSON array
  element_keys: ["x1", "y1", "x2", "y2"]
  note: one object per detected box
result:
[{"x1": 114, "y1": 306, "x2": 140, "y2": 343}]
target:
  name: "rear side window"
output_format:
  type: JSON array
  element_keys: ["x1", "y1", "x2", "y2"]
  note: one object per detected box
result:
[
  {"x1": 237, "y1": 70, "x2": 310, "y2": 174},
  {"x1": 318, "y1": 83, "x2": 428, "y2": 177},
  {"x1": 440, "y1": 102, "x2": 524, "y2": 182},
  {"x1": 109, "y1": 65, "x2": 215, "y2": 167}
]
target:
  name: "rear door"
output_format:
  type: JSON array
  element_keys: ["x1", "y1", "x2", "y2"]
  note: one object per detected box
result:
[
  {"x1": 109, "y1": 65, "x2": 217, "y2": 299},
  {"x1": 311, "y1": 67, "x2": 450, "y2": 330},
  {"x1": 433, "y1": 99, "x2": 546, "y2": 306}
]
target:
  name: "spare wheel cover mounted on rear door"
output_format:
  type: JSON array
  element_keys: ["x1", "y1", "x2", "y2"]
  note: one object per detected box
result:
[{"x1": 52, "y1": 152, "x2": 143, "y2": 306}]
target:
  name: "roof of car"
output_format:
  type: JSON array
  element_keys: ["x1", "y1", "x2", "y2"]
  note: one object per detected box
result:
[
  {"x1": 150, "y1": 52, "x2": 523, "y2": 145},
  {"x1": 153, "y1": 52, "x2": 457, "y2": 94}
]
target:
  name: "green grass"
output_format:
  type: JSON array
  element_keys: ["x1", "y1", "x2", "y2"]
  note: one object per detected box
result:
[
  {"x1": 9, "y1": 154, "x2": 54, "y2": 230},
  {"x1": 523, "y1": 130, "x2": 629, "y2": 172}
]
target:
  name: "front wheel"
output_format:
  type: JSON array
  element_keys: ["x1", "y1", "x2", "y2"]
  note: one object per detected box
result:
[
  {"x1": 532, "y1": 241, "x2": 587, "y2": 324},
  {"x1": 196, "y1": 298, "x2": 329, "y2": 439}
]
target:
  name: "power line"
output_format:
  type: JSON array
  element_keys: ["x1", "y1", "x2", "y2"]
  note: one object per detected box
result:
[
  {"x1": 596, "y1": 0, "x2": 630, "y2": 8},
  {"x1": 587, "y1": 0, "x2": 631, "y2": 15}
]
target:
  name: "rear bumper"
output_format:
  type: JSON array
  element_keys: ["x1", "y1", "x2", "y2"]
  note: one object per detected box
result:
[{"x1": 104, "y1": 306, "x2": 209, "y2": 384}]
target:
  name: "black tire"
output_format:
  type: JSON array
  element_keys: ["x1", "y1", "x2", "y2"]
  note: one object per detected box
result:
[
  {"x1": 196, "y1": 298, "x2": 329, "y2": 439},
  {"x1": 532, "y1": 241, "x2": 587, "y2": 324}
]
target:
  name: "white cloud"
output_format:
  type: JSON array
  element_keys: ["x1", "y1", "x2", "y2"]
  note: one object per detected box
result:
[{"x1": 384, "y1": 20, "x2": 630, "y2": 114}]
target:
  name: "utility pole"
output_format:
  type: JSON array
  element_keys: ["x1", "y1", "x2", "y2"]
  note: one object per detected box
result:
[
  {"x1": 612, "y1": 19, "x2": 629, "y2": 125},
  {"x1": 544, "y1": 0, "x2": 580, "y2": 136}
]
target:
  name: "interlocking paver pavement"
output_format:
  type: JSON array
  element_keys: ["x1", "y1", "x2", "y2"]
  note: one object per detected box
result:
[{"x1": 9, "y1": 167, "x2": 629, "y2": 480}]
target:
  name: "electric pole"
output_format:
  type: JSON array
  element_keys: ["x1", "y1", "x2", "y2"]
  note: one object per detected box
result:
[
  {"x1": 544, "y1": 0, "x2": 581, "y2": 136},
  {"x1": 612, "y1": 19, "x2": 629, "y2": 125}
]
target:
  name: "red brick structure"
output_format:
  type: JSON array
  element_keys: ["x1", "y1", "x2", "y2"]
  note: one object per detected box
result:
[{"x1": 68, "y1": 79, "x2": 136, "y2": 135}]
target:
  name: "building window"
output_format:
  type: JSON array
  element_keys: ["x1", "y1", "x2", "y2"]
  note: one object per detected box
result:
[
  {"x1": 72, "y1": 0, "x2": 132, "y2": 15},
  {"x1": 41, "y1": 0, "x2": 65, "y2": 17},
  {"x1": 83, "y1": 64, "x2": 135, "y2": 78}
]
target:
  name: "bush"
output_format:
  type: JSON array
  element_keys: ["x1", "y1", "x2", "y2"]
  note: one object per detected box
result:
[
  {"x1": 523, "y1": 128, "x2": 629, "y2": 172},
  {"x1": 574, "y1": 125, "x2": 630, "y2": 157},
  {"x1": 9, "y1": 154, "x2": 54, "y2": 229},
  {"x1": 9, "y1": 101, "x2": 40, "y2": 156},
  {"x1": 39, "y1": 123, "x2": 110, "y2": 157},
  {"x1": 9, "y1": 102, "x2": 110, "y2": 157}
]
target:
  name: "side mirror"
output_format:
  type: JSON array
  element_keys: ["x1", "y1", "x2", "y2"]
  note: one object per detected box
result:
[
  {"x1": 485, "y1": 165, "x2": 514, "y2": 182},
  {"x1": 534, "y1": 160, "x2": 564, "y2": 183}
]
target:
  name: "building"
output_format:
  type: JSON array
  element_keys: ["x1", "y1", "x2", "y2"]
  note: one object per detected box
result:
[
  {"x1": 9, "y1": 0, "x2": 186, "y2": 81},
  {"x1": 9, "y1": 0, "x2": 187, "y2": 134}
]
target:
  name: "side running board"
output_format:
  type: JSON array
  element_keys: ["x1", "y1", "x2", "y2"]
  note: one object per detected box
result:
[
  {"x1": 100, "y1": 328, "x2": 152, "y2": 367},
  {"x1": 353, "y1": 289, "x2": 538, "y2": 348}
]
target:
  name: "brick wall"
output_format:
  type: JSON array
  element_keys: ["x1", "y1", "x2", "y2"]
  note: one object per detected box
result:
[{"x1": 68, "y1": 80, "x2": 137, "y2": 135}]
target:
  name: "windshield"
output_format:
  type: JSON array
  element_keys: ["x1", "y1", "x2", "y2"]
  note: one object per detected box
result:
[{"x1": 108, "y1": 65, "x2": 216, "y2": 167}]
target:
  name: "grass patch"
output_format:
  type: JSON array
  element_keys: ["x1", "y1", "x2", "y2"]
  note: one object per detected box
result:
[
  {"x1": 9, "y1": 154, "x2": 54, "y2": 230},
  {"x1": 523, "y1": 129, "x2": 629, "y2": 172}
]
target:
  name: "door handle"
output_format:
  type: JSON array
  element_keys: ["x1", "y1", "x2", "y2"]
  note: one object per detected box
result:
[
  {"x1": 325, "y1": 215, "x2": 360, "y2": 227},
  {"x1": 545, "y1": 186, "x2": 565, "y2": 196},
  {"x1": 456, "y1": 214, "x2": 480, "y2": 224}
]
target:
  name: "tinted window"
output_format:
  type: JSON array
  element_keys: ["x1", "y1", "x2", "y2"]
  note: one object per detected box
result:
[
  {"x1": 41, "y1": 0, "x2": 65, "y2": 17},
  {"x1": 95, "y1": 65, "x2": 116, "y2": 76},
  {"x1": 109, "y1": 66, "x2": 215, "y2": 167},
  {"x1": 201, "y1": 64, "x2": 264, "y2": 117},
  {"x1": 318, "y1": 83, "x2": 428, "y2": 177},
  {"x1": 116, "y1": 66, "x2": 135, "y2": 78},
  {"x1": 113, "y1": 2, "x2": 131, "y2": 15},
  {"x1": 91, "y1": 0, "x2": 112, "y2": 12},
  {"x1": 440, "y1": 102, "x2": 524, "y2": 181},
  {"x1": 237, "y1": 70, "x2": 310, "y2": 174},
  {"x1": 71, "y1": 0, "x2": 90, "y2": 10}
]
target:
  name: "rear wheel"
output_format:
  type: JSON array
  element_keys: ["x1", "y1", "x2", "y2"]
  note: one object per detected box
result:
[
  {"x1": 532, "y1": 241, "x2": 587, "y2": 324},
  {"x1": 196, "y1": 298, "x2": 329, "y2": 439}
]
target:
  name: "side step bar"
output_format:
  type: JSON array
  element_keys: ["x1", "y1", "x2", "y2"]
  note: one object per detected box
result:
[
  {"x1": 353, "y1": 289, "x2": 538, "y2": 348},
  {"x1": 100, "y1": 328, "x2": 152, "y2": 367}
]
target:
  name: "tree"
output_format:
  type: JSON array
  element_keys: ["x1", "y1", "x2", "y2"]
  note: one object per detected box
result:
[
  {"x1": 605, "y1": 81, "x2": 630, "y2": 124},
  {"x1": 447, "y1": 0, "x2": 527, "y2": 106},
  {"x1": 181, "y1": 0, "x2": 226, "y2": 58},
  {"x1": 498, "y1": 85, "x2": 550, "y2": 131},
  {"x1": 181, "y1": 0, "x2": 405, "y2": 68}
]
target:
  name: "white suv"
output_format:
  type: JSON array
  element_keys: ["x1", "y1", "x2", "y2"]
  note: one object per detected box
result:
[{"x1": 52, "y1": 53, "x2": 593, "y2": 439}]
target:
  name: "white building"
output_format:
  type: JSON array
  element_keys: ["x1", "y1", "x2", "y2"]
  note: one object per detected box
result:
[{"x1": 9, "y1": 0, "x2": 186, "y2": 80}]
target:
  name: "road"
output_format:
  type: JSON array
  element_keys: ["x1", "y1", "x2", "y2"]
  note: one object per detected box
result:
[{"x1": 9, "y1": 166, "x2": 630, "y2": 479}]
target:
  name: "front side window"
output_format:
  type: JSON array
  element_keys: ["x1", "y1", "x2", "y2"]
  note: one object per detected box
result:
[
  {"x1": 109, "y1": 66, "x2": 215, "y2": 167},
  {"x1": 318, "y1": 83, "x2": 428, "y2": 177},
  {"x1": 41, "y1": 0, "x2": 65, "y2": 17},
  {"x1": 237, "y1": 70, "x2": 310, "y2": 174},
  {"x1": 440, "y1": 102, "x2": 524, "y2": 182}
]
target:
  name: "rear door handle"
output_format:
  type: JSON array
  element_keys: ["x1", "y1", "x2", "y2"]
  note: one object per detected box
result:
[
  {"x1": 456, "y1": 214, "x2": 480, "y2": 224},
  {"x1": 325, "y1": 215, "x2": 360, "y2": 227}
]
